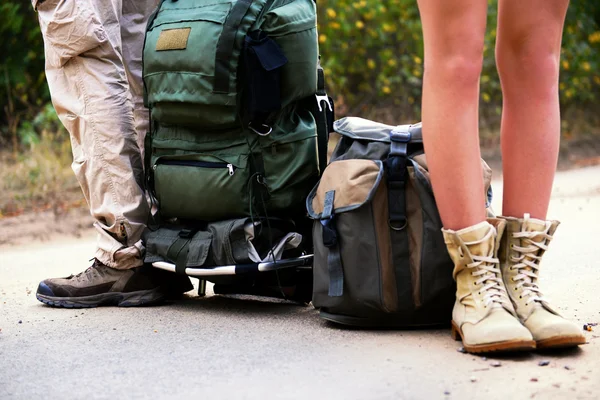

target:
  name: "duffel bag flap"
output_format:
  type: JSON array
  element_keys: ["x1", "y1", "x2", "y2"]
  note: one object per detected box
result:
[
  {"x1": 307, "y1": 159, "x2": 399, "y2": 314},
  {"x1": 307, "y1": 159, "x2": 384, "y2": 218}
]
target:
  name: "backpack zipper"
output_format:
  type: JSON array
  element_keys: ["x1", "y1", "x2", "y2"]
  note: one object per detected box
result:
[{"x1": 155, "y1": 159, "x2": 236, "y2": 176}]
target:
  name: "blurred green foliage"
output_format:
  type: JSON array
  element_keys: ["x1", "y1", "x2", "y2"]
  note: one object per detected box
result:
[
  {"x1": 317, "y1": 0, "x2": 600, "y2": 130},
  {"x1": 1, "y1": 0, "x2": 599, "y2": 153},
  {"x1": 0, "y1": 1, "x2": 51, "y2": 154}
]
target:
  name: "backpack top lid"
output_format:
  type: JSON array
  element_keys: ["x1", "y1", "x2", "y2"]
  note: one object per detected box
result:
[{"x1": 333, "y1": 117, "x2": 423, "y2": 144}]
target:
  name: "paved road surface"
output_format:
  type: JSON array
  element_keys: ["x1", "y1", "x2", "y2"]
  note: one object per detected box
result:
[{"x1": 1, "y1": 166, "x2": 599, "y2": 400}]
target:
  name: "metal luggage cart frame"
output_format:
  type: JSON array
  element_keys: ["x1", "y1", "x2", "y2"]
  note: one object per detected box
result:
[{"x1": 151, "y1": 255, "x2": 313, "y2": 297}]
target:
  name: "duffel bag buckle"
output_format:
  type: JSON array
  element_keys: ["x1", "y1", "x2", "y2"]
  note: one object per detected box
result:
[{"x1": 321, "y1": 217, "x2": 338, "y2": 248}]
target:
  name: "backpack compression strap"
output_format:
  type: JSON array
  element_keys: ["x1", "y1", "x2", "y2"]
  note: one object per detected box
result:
[
  {"x1": 387, "y1": 125, "x2": 415, "y2": 309},
  {"x1": 214, "y1": 0, "x2": 254, "y2": 93},
  {"x1": 314, "y1": 62, "x2": 333, "y2": 173}
]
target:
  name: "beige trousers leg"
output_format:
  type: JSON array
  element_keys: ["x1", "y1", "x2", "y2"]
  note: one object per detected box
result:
[{"x1": 33, "y1": 0, "x2": 159, "y2": 269}]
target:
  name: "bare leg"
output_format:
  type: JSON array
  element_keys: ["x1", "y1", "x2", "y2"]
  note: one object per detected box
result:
[
  {"x1": 496, "y1": 0, "x2": 569, "y2": 219},
  {"x1": 416, "y1": 0, "x2": 488, "y2": 231}
]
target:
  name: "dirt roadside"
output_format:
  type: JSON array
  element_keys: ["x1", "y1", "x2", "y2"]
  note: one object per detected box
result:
[{"x1": 0, "y1": 206, "x2": 94, "y2": 248}]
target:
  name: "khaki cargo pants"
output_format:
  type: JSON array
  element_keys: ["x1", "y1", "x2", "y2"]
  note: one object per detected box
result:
[{"x1": 33, "y1": 0, "x2": 159, "y2": 269}]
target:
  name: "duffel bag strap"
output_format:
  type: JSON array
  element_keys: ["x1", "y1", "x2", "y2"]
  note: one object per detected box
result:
[
  {"x1": 320, "y1": 190, "x2": 343, "y2": 297},
  {"x1": 166, "y1": 229, "x2": 198, "y2": 275},
  {"x1": 387, "y1": 125, "x2": 411, "y2": 230}
]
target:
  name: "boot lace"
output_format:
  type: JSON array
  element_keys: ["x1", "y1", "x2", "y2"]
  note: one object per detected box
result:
[
  {"x1": 73, "y1": 259, "x2": 105, "y2": 281},
  {"x1": 461, "y1": 229, "x2": 510, "y2": 308},
  {"x1": 510, "y1": 216, "x2": 552, "y2": 305}
]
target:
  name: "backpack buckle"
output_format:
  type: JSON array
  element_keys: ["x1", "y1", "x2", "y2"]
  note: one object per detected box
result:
[
  {"x1": 249, "y1": 122, "x2": 272, "y2": 136},
  {"x1": 316, "y1": 94, "x2": 333, "y2": 113},
  {"x1": 179, "y1": 229, "x2": 197, "y2": 239}
]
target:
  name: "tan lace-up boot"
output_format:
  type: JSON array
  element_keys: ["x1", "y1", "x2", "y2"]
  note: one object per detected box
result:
[
  {"x1": 499, "y1": 214, "x2": 586, "y2": 349},
  {"x1": 443, "y1": 219, "x2": 535, "y2": 353}
]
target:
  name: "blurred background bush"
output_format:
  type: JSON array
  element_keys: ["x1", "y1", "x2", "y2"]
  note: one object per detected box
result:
[
  {"x1": 0, "y1": 0, "x2": 599, "y2": 214},
  {"x1": 317, "y1": 0, "x2": 600, "y2": 140}
]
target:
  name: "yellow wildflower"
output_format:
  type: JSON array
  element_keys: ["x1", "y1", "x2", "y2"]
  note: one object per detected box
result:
[
  {"x1": 356, "y1": 21, "x2": 364, "y2": 29},
  {"x1": 367, "y1": 59, "x2": 376, "y2": 69},
  {"x1": 387, "y1": 59, "x2": 397, "y2": 67},
  {"x1": 413, "y1": 56, "x2": 422, "y2": 65},
  {"x1": 562, "y1": 60, "x2": 570, "y2": 70},
  {"x1": 330, "y1": 22, "x2": 341, "y2": 30},
  {"x1": 582, "y1": 62, "x2": 591, "y2": 72},
  {"x1": 326, "y1": 8, "x2": 336, "y2": 18},
  {"x1": 482, "y1": 93, "x2": 491, "y2": 103},
  {"x1": 382, "y1": 23, "x2": 396, "y2": 33},
  {"x1": 319, "y1": 34, "x2": 327, "y2": 44},
  {"x1": 588, "y1": 31, "x2": 600, "y2": 43},
  {"x1": 382, "y1": 86, "x2": 391, "y2": 94}
]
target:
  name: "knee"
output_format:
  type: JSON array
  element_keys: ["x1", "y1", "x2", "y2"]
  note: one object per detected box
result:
[
  {"x1": 424, "y1": 51, "x2": 484, "y2": 90},
  {"x1": 496, "y1": 37, "x2": 560, "y2": 94}
]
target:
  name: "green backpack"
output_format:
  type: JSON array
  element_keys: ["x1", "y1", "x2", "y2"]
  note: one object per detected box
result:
[{"x1": 142, "y1": 0, "x2": 331, "y2": 222}]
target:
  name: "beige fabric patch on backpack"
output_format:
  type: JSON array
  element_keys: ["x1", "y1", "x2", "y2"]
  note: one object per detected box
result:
[{"x1": 156, "y1": 28, "x2": 191, "y2": 51}]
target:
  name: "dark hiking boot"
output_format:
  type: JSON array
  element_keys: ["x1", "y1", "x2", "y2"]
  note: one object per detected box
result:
[{"x1": 36, "y1": 259, "x2": 193, "y2": 308}]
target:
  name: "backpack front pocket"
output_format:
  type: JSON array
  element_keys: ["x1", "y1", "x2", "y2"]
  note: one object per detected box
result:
[
  {"x1": 144, "y1": 0, "x2": 264, "y2": 129},
  {"x1": 153, "y1": 154, "x2": 251, "y2": 221}
]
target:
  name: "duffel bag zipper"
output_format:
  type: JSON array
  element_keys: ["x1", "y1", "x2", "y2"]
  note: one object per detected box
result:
[{"x1": 154, "y1": 160, "x2": 236, "y2": 176}]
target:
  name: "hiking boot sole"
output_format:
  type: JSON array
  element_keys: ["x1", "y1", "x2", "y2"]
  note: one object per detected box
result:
[
  {"x1": 536, "y1": 335, "x2": 587, "y2": 350},
  {"x1": 451, "y1": 321, "x2": 536, "y2": 354},
  {"x1": 36, "y1": 288, "x2": 166, "y2": 308}
]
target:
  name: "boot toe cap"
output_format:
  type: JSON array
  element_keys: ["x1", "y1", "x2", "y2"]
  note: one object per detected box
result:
[
  {"x1": 462, "y1": 309, "x2": 533, "y2": 346},
  {"x1": 36, "y1": 281, "x2": 55, "y2": 297},
  {"x1": 525, "y1": 309, "x2": 584, "y2": 342}
]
